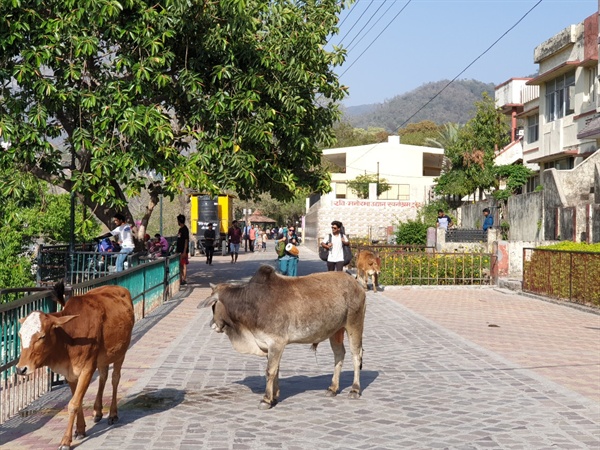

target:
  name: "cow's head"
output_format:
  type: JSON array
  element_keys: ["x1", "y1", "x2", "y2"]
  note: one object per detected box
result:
[
  {"x1": 16, "y1": 312, "x2": 78, "y2": 376},
  {"x1": 198, "y1": 283, "x2": 233, "y2": 334}
]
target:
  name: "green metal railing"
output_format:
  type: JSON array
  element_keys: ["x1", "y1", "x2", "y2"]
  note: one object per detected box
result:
[{"x1": 0, "y1": 254, "x2": 180, "y2": 424}]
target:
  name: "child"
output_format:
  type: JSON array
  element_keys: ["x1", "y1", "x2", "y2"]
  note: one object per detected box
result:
[{"x1": 261, "y1": 231, "x2": 268, "y2": 252}]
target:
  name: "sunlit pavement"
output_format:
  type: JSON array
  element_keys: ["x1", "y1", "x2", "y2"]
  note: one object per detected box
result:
[{"x1": 2, "y1": 243, "x2": 599, "y2": 449}]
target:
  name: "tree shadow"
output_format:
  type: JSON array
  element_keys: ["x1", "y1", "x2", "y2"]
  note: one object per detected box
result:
[{"x1": 0, "y1": 387, "x2": 184, "y2": 448}]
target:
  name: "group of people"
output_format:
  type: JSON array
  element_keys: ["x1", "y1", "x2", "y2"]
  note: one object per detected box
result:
[
  {"x1": 436, "y1": 208, "x2": 494, "y2": 231},
  {"x1": 97, "y1": 212, "x2": 351, "y2": 285}
]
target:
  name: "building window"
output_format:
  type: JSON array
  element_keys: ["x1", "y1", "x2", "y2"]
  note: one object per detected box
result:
[
  {"x1": 527, "y1": 115, "x2": 539, "y2": 143},
  {"x1": 544, "y1": 157, "x2": 574, "y2": 171},
  {"x1": 545, "y1": 70, "x2": 575, "y2": 122}
]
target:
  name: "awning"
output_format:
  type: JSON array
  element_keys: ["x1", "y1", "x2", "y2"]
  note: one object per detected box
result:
[
  {"x1": 577, "y1": 116, "x2": 600, "y2": 139},
  {"x1": 526, "y1": 61, "x2": 580, "y2": 85}
]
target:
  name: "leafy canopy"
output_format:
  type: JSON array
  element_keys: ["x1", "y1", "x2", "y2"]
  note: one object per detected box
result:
[
  {"x1": 0, "y1": 0, "x2": 348, "y2": 230},
  {"x1": 435, "y1": 93, "x2": 511, "y2": 199}
]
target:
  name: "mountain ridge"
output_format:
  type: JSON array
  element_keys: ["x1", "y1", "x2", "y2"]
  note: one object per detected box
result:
[{"x1": 342, "y1": 79, "x2": 496, "y2": 132}]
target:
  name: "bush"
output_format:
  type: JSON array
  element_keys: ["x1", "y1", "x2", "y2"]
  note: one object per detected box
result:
[{"x1": 395, "y1": 220, "x2": 428, "y2": 245}]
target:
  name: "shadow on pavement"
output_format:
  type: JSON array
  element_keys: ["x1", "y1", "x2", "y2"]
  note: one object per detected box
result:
[{"x1": 236, "y1": 370, "x2": 379, "y2": 404}]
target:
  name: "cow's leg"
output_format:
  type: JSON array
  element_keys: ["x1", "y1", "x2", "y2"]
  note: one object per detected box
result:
[
  {"x1": 93, "y1": 365, "x2": 109, "y2": 423},
  {"x1": 61, "y1": 370, "x2": 93, "y2": 450},
  {"x1": 345, "y1": 322, "x2": 364, "y2": 399},
  {"x1": 108, "y1": 356, "x2": 125, "y2": 424},
  {"x1": 372, "y1": 273, "x2": 379, "y2": 292},
  {"x1": 356, "y1": 272, "x2": 367, "y2": 290},
  {"x1": 327, "y1": 328, "x2": 346, "y2": 397},
  {"x1": 67, "y1": 380, "x2": 86, "y2": 441},
  {"x1": 260, "y1": 346, "x2": 284, "y2": 410}
]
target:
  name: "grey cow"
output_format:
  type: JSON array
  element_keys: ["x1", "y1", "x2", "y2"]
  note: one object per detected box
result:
[{"x1": 198, "y1": 265, "x2": 367, "y2": 409}]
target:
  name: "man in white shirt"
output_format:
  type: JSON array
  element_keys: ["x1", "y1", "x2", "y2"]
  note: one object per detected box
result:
[
  {"x1": 97, "y1": 213, "x2": 135, "y2": 272},
  {"x1": 321, "y1": 220, "x2": 349, "y2": 272}
]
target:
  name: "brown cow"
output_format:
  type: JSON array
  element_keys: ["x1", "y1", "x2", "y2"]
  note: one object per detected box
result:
[
  {"x1": 17, "y1": 283, "x2": 134, "y2": 450},
  {"x1": 198, "y1": 265, "x2": 366, "y2": 409},
  {"x1": 356, "y1": 250, "x2": 381, "y2": 292}
]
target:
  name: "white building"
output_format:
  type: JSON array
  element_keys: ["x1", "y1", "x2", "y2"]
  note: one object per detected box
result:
[{"x1": 304, "y1": 136, "x2": 444, "y2": 246}]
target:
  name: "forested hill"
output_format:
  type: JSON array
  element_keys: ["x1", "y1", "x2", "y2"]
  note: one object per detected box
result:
[{"x1": 342, "y1": 79, "x2": 495, "y2": 132}]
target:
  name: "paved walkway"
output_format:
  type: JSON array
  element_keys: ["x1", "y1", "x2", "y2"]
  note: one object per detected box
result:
[{"x1": 1, "y1": 244, "x2": 599, "y2": 449}]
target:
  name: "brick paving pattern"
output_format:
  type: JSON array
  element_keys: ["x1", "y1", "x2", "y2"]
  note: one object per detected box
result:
[{"x1": 1, "y1": 245, "x2": 598, "y2": 449}]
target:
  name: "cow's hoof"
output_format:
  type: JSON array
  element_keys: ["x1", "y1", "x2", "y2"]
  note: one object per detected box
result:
[
  {"x1": 325, "y1": 389, "x2": 338, "y2": 397},
  {"x1": 58, "y1": 445, "x2": 71, "y2": 450},
  {"x1": 348, "y1": 390, "x2": 361, "y2": 399},
  {"x1": 73, "y1": 430, "x2": 86, "y2": 440},
  {"x1": 108, "y1": 415, "x2": 119, "y2": 425},
  {"x1": 93, "y1": 414, "x2": 102, "y2": 423},
  {"x1": 258, "y1": 400, "x2": 273, "y2": 410}
]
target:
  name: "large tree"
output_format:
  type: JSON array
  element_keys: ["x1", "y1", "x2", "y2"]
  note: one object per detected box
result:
[
  {"x1": 0, "y1": 0, "x2": 347, "y2": 236},
  {"x1": 435, "y1": 93, "x2": 510, "y2": 200}
]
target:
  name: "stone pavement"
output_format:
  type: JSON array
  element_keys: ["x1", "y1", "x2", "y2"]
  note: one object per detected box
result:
[{"x1": 1, "y1": 244, "x2": 599, "y2": 449}]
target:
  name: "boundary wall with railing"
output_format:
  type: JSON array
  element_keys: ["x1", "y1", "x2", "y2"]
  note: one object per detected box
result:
[
  {"x1": 522, "y1": 248, "x2": 600, "y2": 306},
  {"x1": 355, "y1": 245, "x2": 497, "y2": 286},
  {"x1": 0, "y1": 254, "x2": 180, "y2": 424}
]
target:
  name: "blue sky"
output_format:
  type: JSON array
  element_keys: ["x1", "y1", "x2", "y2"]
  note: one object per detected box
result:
[{"x1": 333, "y1": 0, "x2": 597, "y2": 107}]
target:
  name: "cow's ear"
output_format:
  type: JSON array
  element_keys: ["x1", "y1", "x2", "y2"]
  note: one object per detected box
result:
[
  {"x1": 19, "y1": 317, "x2": 26, "y2": 324},
  {"x1": 209, "y1": 283, "x2": 217, "y2": 290},
  {"x1": 51, "y1": 315, "x2": 78, "y2": 328},
  {"x1": 198, "y1": 297, "x2": 217, "y2": 309}
]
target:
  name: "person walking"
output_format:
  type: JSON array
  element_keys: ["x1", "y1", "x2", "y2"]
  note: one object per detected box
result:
[
  {"x1": 227, "y1": 220, "x2": 243, "y2": 263},
  {"x1": 176, "y1": 214, "x2": 190, "y2": 285},
  {"x1": 482, "y1": 207, "x2": 494, "y2": 231},
  {"x1": 249, "y1": 225, "x2": 256, "y2": 252},
  {"x1": 203, "y1": 222, "x2": 216, "y2": 265},
  {"x1": 320, "y1": 220, "x2": 349, "y2": 272},
  {"x1": 277, "y1": 226, "x2": 299, "y2": 276},
  {"x1": 436, "y1": 209, "x2": 452, "y2": 230},
  {"x1": 95, "y1": 213, "x2": 135, "y2": 272}
]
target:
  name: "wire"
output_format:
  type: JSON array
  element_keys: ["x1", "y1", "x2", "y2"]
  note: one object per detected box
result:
[
  {"x1": 347, "y1": 0, "x2": 399, "y2": 54},
  {"x1": 339, "y1": 0, "x2": 413, "y2": 78},
  {"x1": 344, "y1": 0, "x2": 390, "y2": 51},
  {"x1": 396, "y1": 0, "x2": 543, "y2": 129},
  {"x1": 335, "y1": 0, "x2": 376, "y2": 45}
]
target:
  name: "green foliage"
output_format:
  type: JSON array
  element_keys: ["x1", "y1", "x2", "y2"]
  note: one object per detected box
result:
[
  {"x1": 379, "y1": 252, "x2": 491, "y2": 286},
  {"x1": 398, "y1": 121, "x2": 442, "y2": 146},
  {"x1": 435, "y1": 93, "x2": 510, "y2": 199},
  {"x1": 537, "y1": 242, "x2": 600, "y2": 253},
  {"x1": 395, "y1": 220, "x2": 428, "y2": 245},
  {"x1": 0, "y1": 173, "x2": 101, "y2": 291},
  {"x1": 0, "y1": 0, "x2": 348, "y2": 230},
  {"x1": 346, "y1": 79, "x2": 494, "y2": 132},
  {"x1": 491, "y1": 164, "x2": 535, "y2": 201},
  {"x1": 347, "y1": 174, "x2": 391, "y2": 199},
  {"x1": 330, "y1": 122, "x2": 389, "y2": 150},
  {"x1": 418, "y1": 199, "x2": 453, "y2": 228},
  {"x1": 524, "y1": 248, "x2": 600, "y2": 306},
  {"x1": 238, "y1": 191, "x2": 306, "y2": 227}
]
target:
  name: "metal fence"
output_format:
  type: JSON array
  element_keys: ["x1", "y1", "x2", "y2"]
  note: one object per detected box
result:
[
  {"x1": 356, "y1": 245, "x2": 496, "y2": 286},
  {"x1": 446, "y1": 229, "x2": 488, "y2": 243},
  {"x1": 36, "y1": 243, "x2": 162, "y2": 286},
  {"x1": 0, "y1": 254, "x2": 180, "y2": 424},
  {"x1": 522, "y1": 248, "x2": 600, "y2": 307}
]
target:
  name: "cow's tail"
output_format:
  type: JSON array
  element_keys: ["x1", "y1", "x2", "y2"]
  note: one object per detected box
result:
[{"x1": 53, "y1": 281, "x2": 66, "y2": 307}]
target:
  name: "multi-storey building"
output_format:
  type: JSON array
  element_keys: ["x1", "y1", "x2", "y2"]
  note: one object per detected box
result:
[{"x1": 495, "y1": 12, "x2": 599, "y2": 191}]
